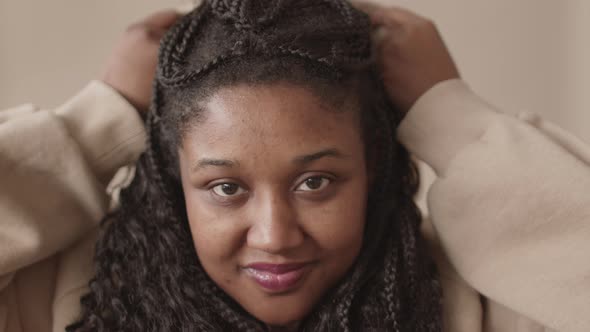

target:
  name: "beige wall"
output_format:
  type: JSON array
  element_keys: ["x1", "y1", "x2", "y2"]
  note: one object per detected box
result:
[
  {"x1": 567, "y1": 1, "x2": 590, "y2": 142},
  {"x1": 1, "y1": 0, "x2": 588, "y2": 141}
]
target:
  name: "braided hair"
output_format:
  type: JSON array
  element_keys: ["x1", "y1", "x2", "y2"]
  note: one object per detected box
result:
[{"x1": 67, "y1": 0, "x2": 442, "y2": 331}]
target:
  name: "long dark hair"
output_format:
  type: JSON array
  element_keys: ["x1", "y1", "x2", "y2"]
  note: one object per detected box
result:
[{"x1": 68, "y1": 0, "x2": 442, "y2": 330}]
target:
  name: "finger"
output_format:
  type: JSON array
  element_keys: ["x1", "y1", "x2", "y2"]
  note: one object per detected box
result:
[
  {"x1": 350, "y1": 0, "x2": 381, "y2": 15},
  {"x1": 372, "y1": 26, "x2": 390, "y2": 48},
  {"x1": 138, "y1": 9, "x2": 182, "y2": 30},
  {"x1": 383, "y1": 7, "x2": 429, "y2": 23},
  {"x1": 353, "y1": 3, "x2": 425, "y2": 29},
  {"x1": 351, "y1": 1, "x2": 392, "y2": 27},
  {"x1": 147, "y1": 28, "x2": 167, "y2": 41},
  {"x1": 126, "y1": 23, "x2": 168, "y2": 42}
]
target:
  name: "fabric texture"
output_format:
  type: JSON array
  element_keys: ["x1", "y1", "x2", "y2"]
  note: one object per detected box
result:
[
  {"x1": 0, "y1": 81, "x2": 145, "y2": 331},
  {"x1": 1, "y1": 79, "x2": 588, "y2": 331},
  {"x1": 398, "y1": 79, "x2": 590, "y2": 331}
]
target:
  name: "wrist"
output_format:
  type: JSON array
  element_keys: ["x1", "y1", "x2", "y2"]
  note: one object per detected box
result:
[
  {"x1": 54, "y1": 81, "x2": 147, "y2": 184},
  {"x1": 99, "y1": 77, "x2": 147, "y2": 116}
]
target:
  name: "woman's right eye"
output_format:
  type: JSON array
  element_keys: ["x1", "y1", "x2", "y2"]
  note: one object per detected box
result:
[{"x1": 211, "y1": 183, "x2": 247, "y2": 197}]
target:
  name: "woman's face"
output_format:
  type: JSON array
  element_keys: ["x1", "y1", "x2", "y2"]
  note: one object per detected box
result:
[{"x1": 178, "y1": 82, "x2": 369, "y2": 328}]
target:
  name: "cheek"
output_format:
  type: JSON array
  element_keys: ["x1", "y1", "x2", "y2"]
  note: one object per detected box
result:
[
  {"x1": 302, "y1": 178, "x2": 368, "y2": 257},
  {"x1": 183, "y1": 189, "x2": 245, "y2": 264}
]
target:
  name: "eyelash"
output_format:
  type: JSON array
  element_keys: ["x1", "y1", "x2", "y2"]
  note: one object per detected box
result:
[
  {"x1": 296, "y1": 176, "x2": 332, "y2": 192},
  {"x1": 208, "y1": 175, "x2": 334, "y2": 199},
  {"x1": 211, "y1": 183, "x2": 247, "y2": 197}
]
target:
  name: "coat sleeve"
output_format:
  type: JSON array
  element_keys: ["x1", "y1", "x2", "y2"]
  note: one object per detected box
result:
[
  {"x1": 0, "y1": 81, "x2": 146, "y2": 281},
  {"x1": 397, "y1": 79, "x2": 590, "y2": 332}
]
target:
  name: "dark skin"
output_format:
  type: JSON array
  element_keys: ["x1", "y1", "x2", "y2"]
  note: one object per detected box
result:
[
  {"x1": 101, "y1": 10, "x2": 180, "y2": 111},
  {"x1": 99, "y1": 3, "x2": 460, "y2": 331},
  {"x1": 100, "y1": 5, "x2": 460, "y2": 115},
  {"x1": 178, "y1": 83, "x2": 368, "y2": 330},
  {"x1": 353, "y1": 3, "x2": 460, "y2": 111}
]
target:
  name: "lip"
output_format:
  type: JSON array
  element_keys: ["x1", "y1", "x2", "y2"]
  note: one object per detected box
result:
[{"x1": 243, "y1": 262, "x2": 312, "y2": 293}]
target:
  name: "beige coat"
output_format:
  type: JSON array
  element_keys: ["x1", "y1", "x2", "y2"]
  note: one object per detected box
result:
[{"x1": 1, "y1": 79, "x2": 588, "y2": 331}]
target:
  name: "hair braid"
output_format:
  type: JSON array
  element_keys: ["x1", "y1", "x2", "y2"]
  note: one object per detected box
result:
[
  {"x1": 195, "y1": 267, "x2": 263, "y2": 332},
  {"x1": 371, "y1": 91, "x2": 396, "y2": 196},
  {"x1": 175, "y1": 5, "x2": 209, "y2": 60},
  {"x1": 258, "y1": 0, "x2": 285, "y2": 24},
  {"x1": 278, "y1": 45, "x2": 330, "y2": 64},
  {"x1": 335, "y1": 291, "x2": 355, "y2": 332},
  {"x1": 237, "y1": 0, "x2": 251, "y2": 29},
  {"x1": 159, "y1": 12, "x2": 194, "y2": 79},
  {"x1": 400, "y1": 210, "x2": 419, "y2": 294},
  {"x1": 70, "y1": 1, "x2": 443, "y2": 330},
  {"x1": 323, "y1": 0, "x2": 355, "y2": 25},
  {"x1": 382, "y1": 240, "x2": 403, "y2": 330},
  {"x1": 145, "y1": 101, "x2": 167, "y2": 196},
  {"x1": 159, "y1": 51, "x2": 236, "y2": 88}
]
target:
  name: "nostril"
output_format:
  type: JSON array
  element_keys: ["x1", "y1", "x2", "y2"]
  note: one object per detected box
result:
[{"x1": 246, "y1": 219, "x2": 305, "y2": 253}]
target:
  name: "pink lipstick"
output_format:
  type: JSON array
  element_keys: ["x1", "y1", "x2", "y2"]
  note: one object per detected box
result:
[{"x1": 244, "y1": 262, "x2": 310, "y2": 293}]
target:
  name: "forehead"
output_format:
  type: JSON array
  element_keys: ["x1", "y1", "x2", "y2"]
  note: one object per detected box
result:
[{"x1": 181, "y1": 83, "x2": 363, "y2": 158}]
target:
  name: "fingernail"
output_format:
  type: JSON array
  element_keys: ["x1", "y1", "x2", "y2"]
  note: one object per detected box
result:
[
  {"x1": 175, "y1": 0, "x2": 198, "y2": 14},
  {"x1": 373, "y1": 26, "x2": 389, "y2": 45}
]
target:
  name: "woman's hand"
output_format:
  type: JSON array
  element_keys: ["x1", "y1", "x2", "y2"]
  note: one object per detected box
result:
[
  {"x1": 100, "y1": 10, "x2": 180, "y2": 113},
  {"x1": 354, "y1": 3, "x2": 460, "y2": 113}
]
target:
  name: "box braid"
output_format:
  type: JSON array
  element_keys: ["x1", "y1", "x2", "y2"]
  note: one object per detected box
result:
[{"x1": 68, "y1": 1, "x2": 442, "y2": 331}]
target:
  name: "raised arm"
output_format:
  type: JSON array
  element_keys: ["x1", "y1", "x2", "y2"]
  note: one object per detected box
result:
[
  {"x1": 358, "y1": 3, "x2": 590, "y2": 330},
  {"x1": 0, "y1": 81, "x2": 145, "y2": 278},
  {"x1": 399, "y1": 78, "x2": 590, "y2": 331},
  {"x1": 0, "y1": 8, "x2": 178, "y2": 297}
]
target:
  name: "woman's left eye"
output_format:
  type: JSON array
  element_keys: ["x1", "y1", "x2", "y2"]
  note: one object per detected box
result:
[{"x1": 296, "y1": 176, "x2": 331, "y2": 192}]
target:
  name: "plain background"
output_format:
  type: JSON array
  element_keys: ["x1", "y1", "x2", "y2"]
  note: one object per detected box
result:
[{"x1": 1, "y1": 0, "x2": 588, "y2": 142}]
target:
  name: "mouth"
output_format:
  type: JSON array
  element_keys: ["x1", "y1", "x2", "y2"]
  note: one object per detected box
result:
[{"x1": 243, "y1": 262, "x2": 313, "y2": 294}]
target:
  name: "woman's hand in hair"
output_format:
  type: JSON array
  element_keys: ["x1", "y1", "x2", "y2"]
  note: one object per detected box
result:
[
  {"x1": 354, "y1": 3, "x2": 460, "y2": 113},
  {"x1": 100, "y1": 10, "x2": 181, "y2": 113}
]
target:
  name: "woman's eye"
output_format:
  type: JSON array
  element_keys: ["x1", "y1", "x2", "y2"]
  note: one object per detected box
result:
[
  {"x1": 211, "y1": 183, "x2": 246, "y2": 197},
  {"x1": 296, "y1": 176, "x2": 331, "y2": 192}
]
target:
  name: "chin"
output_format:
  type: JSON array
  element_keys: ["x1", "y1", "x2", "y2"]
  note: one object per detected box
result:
[{"x1": 246, "y1": 297, "x2": 314, "y2": 326}]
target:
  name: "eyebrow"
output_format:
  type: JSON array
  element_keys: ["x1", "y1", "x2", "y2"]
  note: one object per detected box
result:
[
  {"x1": 192, "y1": 148, "x2": 347, "y2": 173},
  {"x1": 293, "y1": 148, "x2": 348, "y2": 165},
  {"x1": 192, "y1": 158, "x2": 239, "y2": 172}
]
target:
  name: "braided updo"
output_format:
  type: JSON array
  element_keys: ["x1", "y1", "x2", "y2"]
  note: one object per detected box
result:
[{"x1": 67, "y1": 0, "x2": 443, "y2": 331}]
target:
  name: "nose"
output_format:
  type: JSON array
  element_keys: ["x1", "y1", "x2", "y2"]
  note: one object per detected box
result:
[{"x1": 246, "y1": 192, "x2": 305, "y2": 254}]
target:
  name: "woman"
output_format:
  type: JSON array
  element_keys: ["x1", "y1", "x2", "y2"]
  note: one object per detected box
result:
[
  {"x1": 74, "y1": 0, "x2": 442, "y2": 330},
  {"x1": 1, "y1": 1, "x2": 589, "y2": 331}
]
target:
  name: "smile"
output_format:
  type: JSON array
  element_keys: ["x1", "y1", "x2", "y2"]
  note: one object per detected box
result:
[{"x1": 243, "y1": 262, "x2": 312, "y2": 293}]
